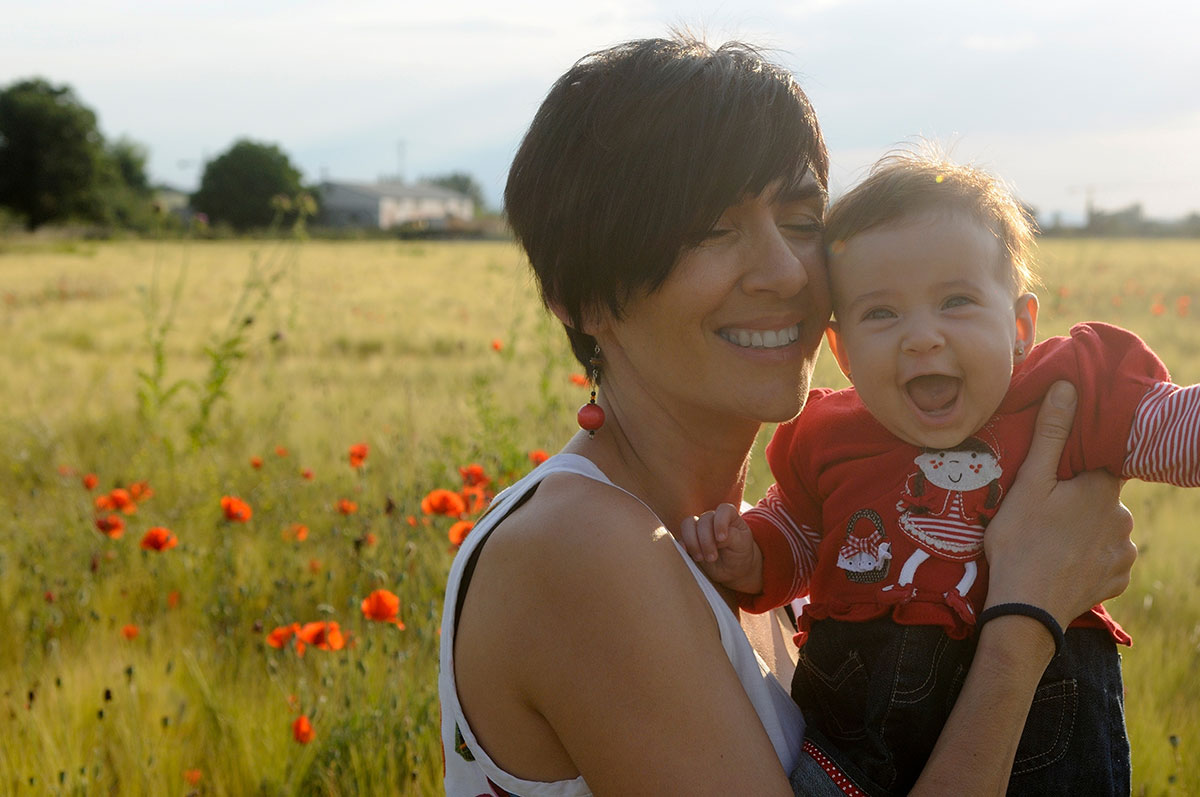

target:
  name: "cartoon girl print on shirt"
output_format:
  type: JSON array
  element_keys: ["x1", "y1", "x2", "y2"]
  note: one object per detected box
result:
[{"x1": 877, "y1": 434, "x2": 1004, "y2": 622}]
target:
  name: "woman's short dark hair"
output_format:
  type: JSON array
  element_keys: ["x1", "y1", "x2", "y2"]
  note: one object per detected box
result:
[{"x1": 505, "y1": 36, "x2": 829, "y2": 366}]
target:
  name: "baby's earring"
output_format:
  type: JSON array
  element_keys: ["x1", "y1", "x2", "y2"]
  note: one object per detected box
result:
[{"x1": 1014, "y1": 342, "x2": 1025, "y2": 357}]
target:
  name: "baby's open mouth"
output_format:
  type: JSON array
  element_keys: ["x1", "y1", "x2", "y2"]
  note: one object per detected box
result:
[{"x1": 906, "y1": 374, "x2": 961, "y2": 414}]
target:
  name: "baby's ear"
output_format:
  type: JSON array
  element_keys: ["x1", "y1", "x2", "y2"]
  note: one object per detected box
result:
[
  {"x1": 1013, "y1": 293, "x2": 1038, "y2": 364},
  {"x1": 825, "y1": 321, "x2": 853, "y2": 381}
]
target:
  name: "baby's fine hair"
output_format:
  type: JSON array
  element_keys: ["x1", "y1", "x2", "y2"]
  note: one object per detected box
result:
[{"x1": 824, "y1": 148, "x2": 1038, "y2": 295}]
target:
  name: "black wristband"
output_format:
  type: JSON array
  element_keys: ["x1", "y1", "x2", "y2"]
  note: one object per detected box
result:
[{"x1": 978, "y1": 602, "x2": 1065, "y2": 657}]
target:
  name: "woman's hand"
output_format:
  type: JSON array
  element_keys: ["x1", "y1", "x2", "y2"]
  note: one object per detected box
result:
[{"x1": 983, "y1": 381, "x2": 1137, "y2": 628}]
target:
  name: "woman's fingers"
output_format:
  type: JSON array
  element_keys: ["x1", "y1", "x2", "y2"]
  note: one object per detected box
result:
[
  {"x1": 984, "y1": 380, "x2": 1138, "y2": 627},
  {"x1": 1016, "y1": 380, "x2": 1077, "y2": 487}
]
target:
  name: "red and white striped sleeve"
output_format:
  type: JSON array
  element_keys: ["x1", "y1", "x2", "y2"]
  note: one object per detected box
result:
[
  {"x1": 741, "y1": 483, "x2": 822, "y2": 612},
  {"x1": 1123, "y1": 382, "x2": 1200, "y2": 486}
]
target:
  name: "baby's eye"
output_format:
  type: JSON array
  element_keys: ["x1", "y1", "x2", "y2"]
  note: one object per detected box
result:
[
  {"x1": 862, "y1": 307, "x2": 896, "y2": 321},
  {"x1": 942, "y1": 295, "x2": 975, "y2": 309}
]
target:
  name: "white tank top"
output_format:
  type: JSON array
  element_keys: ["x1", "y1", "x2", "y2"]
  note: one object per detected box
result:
[{"x1": 439, "y1": 453, "x2": 805, "y2": 796}]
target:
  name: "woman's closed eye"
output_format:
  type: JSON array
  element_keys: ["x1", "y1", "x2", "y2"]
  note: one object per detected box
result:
[
  {"x1": 699, "y1": 226, "x2": 735, "y2": 244},
  {"x1": 781, "y1": 219, "x2": 823, "y2": 238}
]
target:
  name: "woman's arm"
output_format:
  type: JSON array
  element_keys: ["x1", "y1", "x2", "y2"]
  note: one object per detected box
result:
[
  {"x1": 912, "y1": 381, "x2": 1136, "y2": 795},
  {"x1": 455, "y1": 474, "x2": 795, "y2": 795}
]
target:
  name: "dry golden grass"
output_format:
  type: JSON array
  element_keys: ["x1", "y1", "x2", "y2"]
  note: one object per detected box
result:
[{"x1": 0, "y1": 237, "x2": 1196, "y2": 794}]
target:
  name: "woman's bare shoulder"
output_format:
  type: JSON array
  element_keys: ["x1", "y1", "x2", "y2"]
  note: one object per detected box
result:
[
  {"x1": 454, "y1": 472, "x2": 790, "y2": 793},
  {"x1": 459, "y1": 470, "x2": 722, "y2": 656}
]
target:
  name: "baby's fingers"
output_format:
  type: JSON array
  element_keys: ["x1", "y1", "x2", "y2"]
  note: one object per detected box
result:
[
  {"x1": 712, "y1": 503, "x2": 744, "y2": 546},
  {"x1": 677, "y1": 515, "x2": 705, "y2": 562},
  {"x1": 694, "y1": 512, "x2": 722, "y2": 563}
]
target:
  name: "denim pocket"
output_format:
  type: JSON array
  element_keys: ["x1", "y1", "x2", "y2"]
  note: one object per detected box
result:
[
  {"x1": 888, "y1": 628, "x2": 964, "y2": 710},
  {"x1": 1012, "y1": 678, "x2": 1079, "y2": 774},
  {"x1": 794, "y1": 646, "x2": 871, "y2": 741}
]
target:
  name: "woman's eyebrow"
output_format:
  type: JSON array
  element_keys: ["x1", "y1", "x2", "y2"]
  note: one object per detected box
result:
[{"x1": 777, "y1": 180, "x2": 827, "y2": 206}]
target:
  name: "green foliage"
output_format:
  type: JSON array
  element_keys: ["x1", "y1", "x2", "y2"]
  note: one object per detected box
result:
[
  {"x1": 423, "y1": 171, "x2": 486, "y2": 212},
  {"x1": 192, "y1": 140, "x2": 305, "y2": 231},
  {"x1": 0, "y1": 78, "x2": 107, "y2": 229},
  {"x1": 137, "y1": 196, "x2": 316, "y2": 446},
  {"x1": 0, "y1": 78, "x2": 157, "y2": 232}
]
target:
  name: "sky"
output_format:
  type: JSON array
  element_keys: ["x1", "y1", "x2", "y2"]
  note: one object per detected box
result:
[{"x1": 4, "y1": 0, "x2": 1198, "y2": 224}]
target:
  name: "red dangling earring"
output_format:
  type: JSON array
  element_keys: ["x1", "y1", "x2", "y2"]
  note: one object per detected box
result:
[{"x1": 577, "y1": 344, "x2": 605, "y2": 438}]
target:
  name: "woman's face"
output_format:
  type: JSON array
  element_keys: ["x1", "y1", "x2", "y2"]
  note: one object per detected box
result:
[{"x1": 600, "y1": 174, "x2": 831, "y2": 428}]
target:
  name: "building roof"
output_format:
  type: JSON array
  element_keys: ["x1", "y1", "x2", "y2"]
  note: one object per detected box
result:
[{"x1": 319, "y1": 180, "x2": 469, "y2": 202}]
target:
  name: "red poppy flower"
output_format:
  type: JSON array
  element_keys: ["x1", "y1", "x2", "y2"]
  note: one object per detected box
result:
[
  {"x1": 1178, "y1": 295, "x2": 1192, "y2": 317},
  {"x1": 266, "y1": 623, "x2": 300, "y2": 649},
  {"x1": 95, "y1": 514, "x2": 125, "y2": 539},
  {"x1": 348, "y1": 443, "x2": 369, "y2": 468},
  {"x1": 528, "y1": 449, "x2": 549, "y2": 465},
  {"x1": 308, "y1": 558, "x2": 322, "y2": 573},
  {"x1": 569, "y1": 373, "x2": 589, "y2": 387},
  {"x1": 296, "y1": 621, "x2": 345, "y2": 653},
  {"x1": 490, "y1": 338, "x2": 503, "y2": 352},
  {"x1": 448, "y1": 520, "x2": 474, "y2": 547},
  {"x1": 283, "y1": 523, "x2": 309, "y2": 542},
  {"x1": 406, "y1": 515, "x2": 417, "y2": 527},
  {"x1": 460, "y1": 485, "x2": 489, "y2": 515},
  {"x1": 361, "y1": 589, "x2": 405, "y2": 627},
  {"x1": 337, "y1": 498, "x2": 358, "y2": 515},
  {"x1": 184, "y1": 770, "x2": 203, "y2": 786},
  {"x1": 301, "y1": 468, "x2": 315, "y2": 480},
  {"x1": 421, "y1": 488, "x2": 467, "y2": 517},
  {"x1": 250, "y1": 456, "x2": 263, "y2": 469},
  {"x1": 167, "y1": 590, "x2": 181, "y2": 609},
  {"x1": 128, "y1": 481, "x2": 154, "y2": 502},
  {"x1": 82, "y1": 473, "x2": 98, "y2": 490},
  {"x1": 44, "y1": 591, "x2": 54, "y2": 603},
  {"x1": 121, "y1": 624, "x2": 139, "y2": 640},
  {"x1": 293, "y1": 714, "x2": 314, "y2": 744},
  {"x1": 1151, "y1": 301, "x2": 1166, "y2": 316},
  {"x1": 98, "y1": 488, "x2": 136, "y2": 515},
  {"x1": 458, "y1": 463, "x2": 489, "y2": 487},
  {"x1": 221, "y1": 495, "x2": 253, "y2": 522},
  {"x1": 275, "y1": 446, "x2": 289, "y2": 457},
  {"x1": 362, "y1": 532, "x2": 377, "y2": 546},
  {"x1": 140, "y1": 526, "x2": 178, "y2": 552}
]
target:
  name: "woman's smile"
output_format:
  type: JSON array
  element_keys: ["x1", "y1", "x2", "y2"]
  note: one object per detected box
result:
[{"x1": 717, "y1": 323, "x2": 802, "y2": 349}]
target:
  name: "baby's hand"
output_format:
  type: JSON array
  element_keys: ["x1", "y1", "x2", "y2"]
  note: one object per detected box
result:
[{"x1": 677, "y1": 503, "x2": 764, "y2": 595}]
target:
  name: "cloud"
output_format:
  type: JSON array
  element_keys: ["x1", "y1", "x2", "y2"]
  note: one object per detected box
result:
[{"x1": 962, "y1": 33, "x2": 1037, "y2": 52}]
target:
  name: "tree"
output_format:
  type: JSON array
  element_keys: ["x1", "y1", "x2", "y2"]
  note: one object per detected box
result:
[
  {"x1": 0, "y1": 78, "x2": 108, "y2": 229},
  {"x1": 192, "y1": 139, "x2": 304, "y2": 230},
  {"x1": 425, "y1": 171, "x2": 487, "y2": 212},
  {"x1": 107, "y1": 136, "x2": 151, "y2": 195}
]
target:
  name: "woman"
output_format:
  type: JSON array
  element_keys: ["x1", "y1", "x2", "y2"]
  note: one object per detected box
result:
[{"x1": 439, "y1": 37, "x2": 1135, "y2": 795}]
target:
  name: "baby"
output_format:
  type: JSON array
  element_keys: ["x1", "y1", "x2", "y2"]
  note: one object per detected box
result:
[{"x1": 682, "y1": 151, "x2": 1200, "y2": 795}]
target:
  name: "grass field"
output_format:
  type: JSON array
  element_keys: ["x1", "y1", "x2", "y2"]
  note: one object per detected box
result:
[{"x1": 0, "y1": 237, "x2": 1197, "y2": 795}]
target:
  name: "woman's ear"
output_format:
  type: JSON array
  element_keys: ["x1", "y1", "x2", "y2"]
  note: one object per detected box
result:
[
  {"x1": 546, "y1": 299, "x2": 573, "y2": 328},
  {"x1": 824, "y1": 321, "x2": 854, "y2": 381},
  {"x1": 1013, "y1": 293, "x2": 1039, "y2": 364},
  {"x1": 547, "y1": 299, "x2": 609, "y2": 336}
]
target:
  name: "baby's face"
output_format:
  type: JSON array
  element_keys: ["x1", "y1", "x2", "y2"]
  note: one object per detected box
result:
[{"x1": 826, "y1": 210, "x2": 1036, "y2": 449}]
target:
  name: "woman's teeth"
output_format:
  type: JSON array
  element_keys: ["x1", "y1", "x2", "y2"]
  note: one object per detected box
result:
[{"x1": 719, "y1": 324, "x2": 800, "y2": 349}]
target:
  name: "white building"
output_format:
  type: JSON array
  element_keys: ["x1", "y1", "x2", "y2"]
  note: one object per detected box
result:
[{"x1": 318, "y1": 180, "x2": 474, "y2": 229}]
